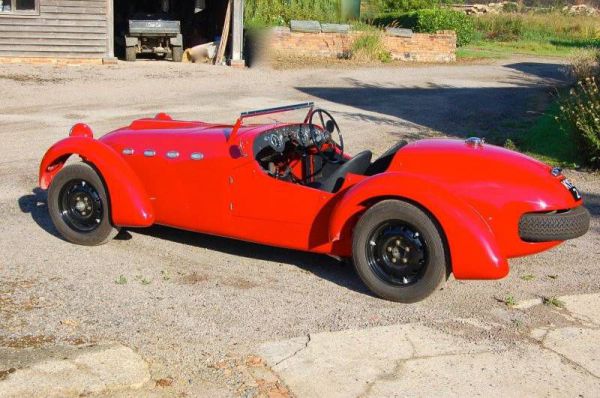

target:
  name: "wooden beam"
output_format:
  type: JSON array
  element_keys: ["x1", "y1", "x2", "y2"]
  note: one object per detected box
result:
[
  {"x1": 231, "y1": 0, "x2": 244, "y2": 65},
  {"x1": 214, "y1": 0, "x2": 232, "y2": 65},
  {"x1": 106, "y1": 0, "x2": 114, "y2": 58}
]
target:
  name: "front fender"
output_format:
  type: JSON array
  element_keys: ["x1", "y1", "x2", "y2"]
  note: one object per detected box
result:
[
  {"x1": 329, "y1": 172, "x2": 509, "y2": 279},
  {"x1": 39, "y1": 137, "x2": 154, "y2": 227}
]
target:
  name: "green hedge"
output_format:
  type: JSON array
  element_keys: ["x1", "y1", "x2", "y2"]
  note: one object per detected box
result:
[{"x1": 373, "y1": 9, "x2": 475, "y2": 46}]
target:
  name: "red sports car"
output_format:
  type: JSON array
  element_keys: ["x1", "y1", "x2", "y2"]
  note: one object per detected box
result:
[{"x1": 39, "y1": 103, "x2": 590, "y2": 302}]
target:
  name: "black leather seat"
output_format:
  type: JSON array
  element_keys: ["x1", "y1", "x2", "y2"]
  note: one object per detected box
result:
[
  {"x1": 365, "y1": 140, "x2": 408, "y2": 176},
  {"x1": 310, "y1": 150, "x2": 372, "y2": 193}
]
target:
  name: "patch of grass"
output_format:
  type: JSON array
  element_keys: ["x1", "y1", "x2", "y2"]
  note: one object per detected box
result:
[
  {"x1": 542, "y1": 296, "x2": 565, "y2": 308},
  {"x1": 547, "y1": 274, "x2": 559, "y2": 279},
  {"x1": 456, "y1": 46, "x2": 505, "y2": 60},
  {"x1": 459, "y1": 39, "x2": 582, "y2": 59},
  {"x1": 458, "y1": 12, "x2": 600, "y2": 60},
  {"x1": 115, "y1": 275, "x2": 127, "y2": 285},
  {"x1": 141, "y1": 277, "x2": 151, "y2": 285},
  {"x1": 512, "y1": 101, "x2": 581, "y2": 168},
  {"x1": 520, "y1": 274, "x2": 535, "y2": 281}
]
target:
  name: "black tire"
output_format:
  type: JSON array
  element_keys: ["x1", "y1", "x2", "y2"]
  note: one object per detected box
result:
[
  {"x1": 48, "y1": 163, "x2": 119, "y2": 246},
  {"x1": 519, "y1": 206, "x2": 590, "y2": 242},
  {"x1": 172, "y1": 46, "x2": 183, "y2": 62},
  {"x1": 352, "y1": 200, "x2": 448, "y2": 303},
  {"x1": 125, "y1": 46, "x2": 136, "y2": 62}
]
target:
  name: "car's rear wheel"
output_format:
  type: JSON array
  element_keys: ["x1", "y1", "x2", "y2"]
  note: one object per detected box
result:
[
  {"x1": 48, "y1": 163, "x2": 119, "y2": 246},
  {"x1": 352, "y1": 200, "x2": 448, "y2": 303}
]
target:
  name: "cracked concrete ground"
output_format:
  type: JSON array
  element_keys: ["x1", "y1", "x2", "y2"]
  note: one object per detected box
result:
[
  {"x1": 0, "y1": 58, "x2": 599, "y2": 396},
  {"x1": 259, "y1": 293, "x2": 600, "y2": 397}
]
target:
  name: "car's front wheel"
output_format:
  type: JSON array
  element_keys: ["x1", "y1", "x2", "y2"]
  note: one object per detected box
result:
[
  {"x1": 48, "y1": 163, "x2": 119, "y2": 246},
  {"x1": 352, "y1": 200, "x2": 448, "y2": 303}
]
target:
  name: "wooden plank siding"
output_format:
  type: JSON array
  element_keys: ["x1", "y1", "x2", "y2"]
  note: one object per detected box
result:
[{"x1": 0, "y1": 0, "x2": 108, "y2": 59}]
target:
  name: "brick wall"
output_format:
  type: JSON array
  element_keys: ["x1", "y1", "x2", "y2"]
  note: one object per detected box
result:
[{"x1": 268, "y1": 27, "x2": 456, "y2": 63}]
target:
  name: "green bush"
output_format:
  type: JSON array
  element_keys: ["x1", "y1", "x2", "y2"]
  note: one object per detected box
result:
[
  {"x1": 373, "y1": 9, "x2": 474, "y2": 46},
  {"x1": 415, "y1": 9, "x2": 474, "y2": 46},
  {"x1": 558, "y1": 77, "x2": 600, "y2": 168}
]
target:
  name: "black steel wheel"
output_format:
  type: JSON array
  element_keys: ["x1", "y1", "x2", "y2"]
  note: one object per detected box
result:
[
  {"x1": 353, "y1": 200, "x2": 449, "y2": 303},
  {"x1": 366, "y1": 221, "x2": 428, "y2": 287},
  {"x1": 58, "y1": 179, "x2": 104, "y2": 233},
  {"x1": 48, "y1": 163, "x2": 119, "y2": 246}
]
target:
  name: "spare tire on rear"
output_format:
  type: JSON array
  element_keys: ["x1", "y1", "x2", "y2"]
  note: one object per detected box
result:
[{"x1": 519, "y1": 206, "x2": 590, "y2": 242}]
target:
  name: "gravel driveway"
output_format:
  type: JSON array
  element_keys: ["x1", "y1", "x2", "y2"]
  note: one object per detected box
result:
[{"x1": 0, "y1": 58, "x2": 598, "y2": 397}]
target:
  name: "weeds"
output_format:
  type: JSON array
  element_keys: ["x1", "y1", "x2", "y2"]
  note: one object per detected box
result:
[
  {"x1": 350, "y1": 31, "x2": 392, "y2": 62},
  {"x1": 504, "y1": 138, "x2": 518, "y2": 151},
  {"x1": 161, "y1": 270, "x2": 171, "y2": 281},
  {"x1": 564, "y1": 48, "x2": 600, "y2": 81},
  {"x1": 502, "y1": 295, "x2": 518, "y2": 307},
  {"x1": 542, "y1": 296, "x2": 565, "y2": 308},
  {"x1": 115, "y1": 275, "x2": 127, "y2": 285},
  {"x1": 558, "y1": 76, "x2": 600, "y2": 168},
  {"x1": 520, "y1": 274, "x2": 535, "y2": 281}
]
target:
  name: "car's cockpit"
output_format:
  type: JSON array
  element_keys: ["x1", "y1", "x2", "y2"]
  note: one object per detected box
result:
[{"x1": 252, "y1": 109, "x2": 406, "y2": 193}]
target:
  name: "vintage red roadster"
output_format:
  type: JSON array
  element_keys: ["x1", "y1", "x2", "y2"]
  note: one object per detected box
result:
[{"x1": 39, "y1": 103, "x2": 590, "y2": 302}]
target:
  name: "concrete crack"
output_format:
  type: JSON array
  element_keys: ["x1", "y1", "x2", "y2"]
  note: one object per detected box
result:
[
  {"x1": 274, "y1": 334, "x2": 311, "y2": 367},
  {"x1": 532, "y1": 333, "x2": 600, "y2": 380},
  {"x1": 359, "y1": 333, "x2": 417, "y2": 398}
]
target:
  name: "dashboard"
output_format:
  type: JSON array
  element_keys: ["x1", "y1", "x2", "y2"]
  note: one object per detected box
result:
[{"x1": 254, "y1": 124, "x2": 331, "y2": 155}]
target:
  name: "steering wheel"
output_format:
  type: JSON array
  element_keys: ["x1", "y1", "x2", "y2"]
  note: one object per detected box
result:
[{"x1": 309, "y1": 109, "x2": 344, "y2": 163}]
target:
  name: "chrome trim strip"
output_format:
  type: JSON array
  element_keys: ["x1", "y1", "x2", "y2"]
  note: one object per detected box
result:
[
  {"x1": 166, "y1": 151, "x2": 179, "y2": 159},
  {"x1": 122, "y1": 148, "x2": 135, "y2": 155},
  {"x1": 240, "y1": 102, "x2": 314, "y2": 118},
  {"x1": 143, "y1": 150, "x2": 156, "y2": 157},
  {"x1": 190, "y1": 152, "x2": 204, "y2": 160}
]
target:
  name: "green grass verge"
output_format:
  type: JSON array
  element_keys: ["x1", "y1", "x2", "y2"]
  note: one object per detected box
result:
[
  {"x1": 512, "y1": 102, "x2": 581, "y2": 168},
  {"x1": 458, "y1": 39, "x2": 585, "y2": 60}
]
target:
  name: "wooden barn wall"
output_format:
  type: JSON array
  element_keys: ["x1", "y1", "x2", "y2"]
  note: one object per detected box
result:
[{"x1": 0, "y1": 0, "x2": 108, "y2": 59}]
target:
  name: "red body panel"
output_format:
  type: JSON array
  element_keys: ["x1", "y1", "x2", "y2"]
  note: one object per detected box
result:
[
  {"x1": 39, "y1": 136, "x2": 154, "y2": 227},
  {"x1": 39, "y1": 115, "x2": 584, "y2": 280}
]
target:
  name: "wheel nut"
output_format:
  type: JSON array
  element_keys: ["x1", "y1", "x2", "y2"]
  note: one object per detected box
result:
[
  {"x1": 396, "y1": 240, "x2": 401, "y2": 246},
  {"x1": 402, "y1": 258, "x2": 408, "y2": 264},
  {"x1": 387, "y1": 247, "x2": 392, "y2": 252},
  {"x1": 392, "y1": 258, "x2": 397, "y2": 263}
]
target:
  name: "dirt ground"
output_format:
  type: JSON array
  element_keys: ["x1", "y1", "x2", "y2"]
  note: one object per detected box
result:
[{"x1": 0, "y1": 58, "x2": 599, "y2": 397}]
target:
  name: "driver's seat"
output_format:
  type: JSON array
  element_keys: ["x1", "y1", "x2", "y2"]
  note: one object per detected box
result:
[{"x1": 309, "y1": 150, "x2": 372, "y2": 193}]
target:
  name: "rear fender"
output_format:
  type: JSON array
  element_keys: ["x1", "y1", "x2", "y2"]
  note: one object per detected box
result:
[
  {"x1": 39, "y1": 137, "x2": 154, "y2": 227},
  {"x1": 329, "y1": 172, "x2": 508, "y2": 279}
]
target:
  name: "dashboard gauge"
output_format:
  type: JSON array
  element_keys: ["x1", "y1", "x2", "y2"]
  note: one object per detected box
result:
[
  {"x1": 269, "y1": 132, "x2": 285, "y2": 152},
  {"x1": 297, "y1": 126, "x2": 312, "y2": 147}
]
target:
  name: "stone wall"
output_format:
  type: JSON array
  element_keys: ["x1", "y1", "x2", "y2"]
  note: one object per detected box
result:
[{"x1": 268, "y1": 27, "x2": 456, "y2": 63}]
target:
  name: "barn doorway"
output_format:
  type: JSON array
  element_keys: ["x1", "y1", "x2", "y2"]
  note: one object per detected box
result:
[{"x1": 113, "y1": 0, "x2": 233, "y2": 62}]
